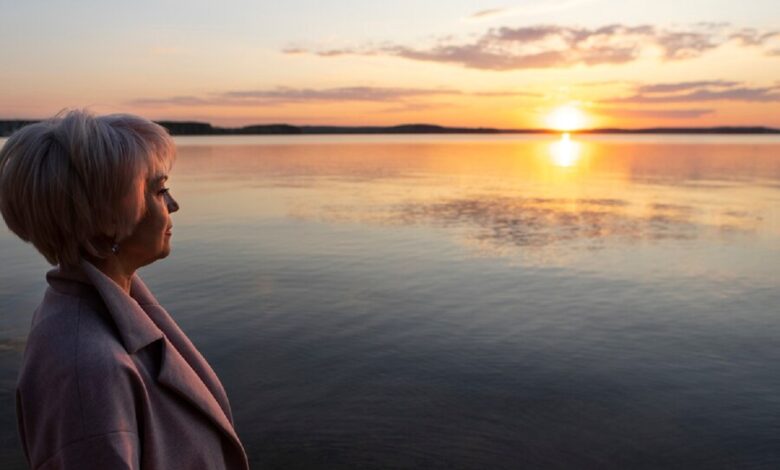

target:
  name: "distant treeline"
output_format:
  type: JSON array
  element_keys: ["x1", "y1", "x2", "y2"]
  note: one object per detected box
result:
[
  {"x1": 0, "y1": 120, "x2": 39, "y2": 137},
  {"x1": 2, "y1": 119, "x2": 779, "y2": 137},
  {"x1": 581, "y1": 127, "x2": 780, "y2": 135},
  {"x1": 149, "y1": 122, "x2": 780, "y2": 136},
  {"x1": 155, "y1": 122, "x2": 508, "y2": 136}
]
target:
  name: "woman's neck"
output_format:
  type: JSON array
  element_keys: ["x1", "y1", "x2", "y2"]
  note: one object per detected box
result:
[{"x1": 88, "y1": 256, "x2": 137, "y2": 293}]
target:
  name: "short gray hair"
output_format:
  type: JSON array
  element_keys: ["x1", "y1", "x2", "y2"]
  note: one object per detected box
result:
[{"x1": 0, "y1": 110, "x2": 176, "y2": 268}]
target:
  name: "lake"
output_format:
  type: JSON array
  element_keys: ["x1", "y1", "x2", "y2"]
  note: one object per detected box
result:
[{"x1": 1, "y1": 134, "x2": 779, "y2": 469}]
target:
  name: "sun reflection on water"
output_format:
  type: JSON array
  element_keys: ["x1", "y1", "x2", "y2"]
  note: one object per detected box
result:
[{"x1": 549, "y1": 133, "x2": 581, "y2": 168}]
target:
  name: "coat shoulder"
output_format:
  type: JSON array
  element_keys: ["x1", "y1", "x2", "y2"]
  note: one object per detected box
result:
[
  {"x1": 17, "y1": 289, "x2": 148, "y2": 468},
  {"x1": 20, "y1": 288, "x2": 138, "y2": 389}
]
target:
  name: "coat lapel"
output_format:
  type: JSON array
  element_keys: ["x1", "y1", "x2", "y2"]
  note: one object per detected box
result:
[
  {"x1": 75, "y1": 261, "x2": 247, "y2": 463},
  {"x1": 132, "y1": 290, "x2": 235, "y2": 422},
  {"x1": 156, "y1": 336, "x2": 243, "y2": 448}
]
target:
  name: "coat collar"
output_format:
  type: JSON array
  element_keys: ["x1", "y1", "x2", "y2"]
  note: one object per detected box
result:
[
  {"x1": 80, "y1": 260, "x2": 165, "y2": 354},
  {"x1": 45, "y1": 260, "x2": 167, "y2": 354}
]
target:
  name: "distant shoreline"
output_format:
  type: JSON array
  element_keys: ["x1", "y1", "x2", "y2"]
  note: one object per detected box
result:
[{"x1": 1, "y1": 120, "x2": 779, "y2": 137}]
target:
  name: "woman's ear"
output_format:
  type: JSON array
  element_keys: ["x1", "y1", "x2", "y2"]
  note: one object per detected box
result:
[{"x1": 83, "y1": 233, "x2": 115, "y2": 260}]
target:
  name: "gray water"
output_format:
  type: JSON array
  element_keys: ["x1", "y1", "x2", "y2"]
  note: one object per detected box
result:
[{"x1": 2, "y1": 134, "x2": 779, "y2": 468}]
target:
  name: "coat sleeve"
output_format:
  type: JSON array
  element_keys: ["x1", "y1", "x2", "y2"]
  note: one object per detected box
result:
[{"x1": 35, "y1": 432, "x2": 140, "y2": 470}]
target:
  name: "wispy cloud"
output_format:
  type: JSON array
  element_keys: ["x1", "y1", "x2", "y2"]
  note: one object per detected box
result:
[
  {"x1": 132, "y1": 95, "x2": 212, "y2": 106},
  {"x1": 220, "y1": 87, "x2": 457, "y2": 102},
  {"x1": 280, "y1": 47, "x2": 307, "y2": 55},
  {"x1": 467, "y1": 0, "x2": 602, "y2": 21},
  {"x1": 129, "y1": 86, "x2": 537, "y2": 108},
  {"x1": 636, "y1": 80, "x2": 739, "y2": 94},
  {"x1": 289, "y1": 23, "x2": 780, "y2": 71},
  {"x1": 729, "y1": 28, "x2": 780, "y2": 46},
  {"x1": 596, "y1": 107, "x2": 715, "y2": 119},
  {"x1": 130, "y1": 86, "x2": 460, "y2": 107},
  {"x1": 607, "y1": 81, "x2": 780, "y2": 104},
  {"x1": 471, "y1": 90, "x2": 540, "y2": 97},
  {"x1": 468, "y1": 8, "x2": 506, "y2": 20},
  {"x1": 380, "y1": 102, "x2": 452, "y2": 113}
]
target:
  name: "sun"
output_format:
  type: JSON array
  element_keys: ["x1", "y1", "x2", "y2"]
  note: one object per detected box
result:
[{"x1": 546, "y1": 105, "x2": 586, "y2": 132}]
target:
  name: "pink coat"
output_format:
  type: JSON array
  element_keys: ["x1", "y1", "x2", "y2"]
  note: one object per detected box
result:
[{"x1": 16, "y1": 261, "x2": 250, "y2": 469}]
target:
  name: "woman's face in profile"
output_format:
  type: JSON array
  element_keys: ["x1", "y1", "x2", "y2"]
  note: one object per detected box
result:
[{"x1": 118, "y1": 174, "x2": 180, "y2": 268}]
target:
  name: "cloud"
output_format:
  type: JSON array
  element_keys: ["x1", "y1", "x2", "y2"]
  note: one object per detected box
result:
[
  {"x1": 636, "y1": 80, "x2": 738, "y2": 94},
  {"x1": 130, "y1": 86, "x2": 535, "y2": 108},
  {"x1": 572, "y1": 80, "x2": 635, "y2": 89},
  {"x1": 131, "y1": 95, "x2": 212, "y2": 106},
  {"x1": 467, "y1": 0, "x2": 603, "y2": 21},
  {"x1": 654, "y1": 30, "x2": 721, "y2": 59},
  {"x1": 129, "y1": 86, "x2": 544, "y2": 108},
  {"x1": 220, "y1": 86, "x2": 458, "y2": 102},
  {"x1": 291, "y1": 23, "x2": 780, "y2": 71},
  {"x1": 596, "y1": 108, "x2": 715, "y2": 119},
  {"x1": 380, "y1": 102, "x2": 452, "y2": 113},
  {"x1": 468, "y1": 8, "x2": 506, "y2": 19},
  {"x1": 607, "y1": 81, "x2": 780, "y2": 104},
  {"x1": 471, "y1": 90, "x2": 540, "y2": 97},
  {"x1": 729, "y1": 28, "x2": 780, "y2": 46}
]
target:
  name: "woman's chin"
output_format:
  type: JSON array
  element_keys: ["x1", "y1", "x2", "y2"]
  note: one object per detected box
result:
[{"x1": 150, "y1": 244, "x2": 172, "y2": 263}]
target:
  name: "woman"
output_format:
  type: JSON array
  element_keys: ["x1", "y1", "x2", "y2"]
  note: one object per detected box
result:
[{"x1": 0, "y1": 111, "x2": 249, "y2": 469}]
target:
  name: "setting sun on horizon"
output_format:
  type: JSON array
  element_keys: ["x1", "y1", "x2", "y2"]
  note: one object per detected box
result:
[{"x1": 546, "y1": 105, "x2": 588, "y2": 132}]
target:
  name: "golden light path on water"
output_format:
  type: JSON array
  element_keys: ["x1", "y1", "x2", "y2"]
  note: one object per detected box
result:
[{"x1": 549, "y1": 133, "x2": 582, "y2": 168}]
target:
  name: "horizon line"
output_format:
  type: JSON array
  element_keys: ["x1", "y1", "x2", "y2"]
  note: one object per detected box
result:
[{"x1": 1, "y1": 119, "x2": 779, "y2": 137}]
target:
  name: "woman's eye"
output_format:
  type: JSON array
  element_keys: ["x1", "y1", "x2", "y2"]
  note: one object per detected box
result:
[{"x1": 159, "y1": 187, "x2": 171, "y2": 196}]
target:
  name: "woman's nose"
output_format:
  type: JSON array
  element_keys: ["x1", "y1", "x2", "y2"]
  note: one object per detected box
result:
[{"x1": 165, "y1": 192, "x2": 180, "y2": 213}]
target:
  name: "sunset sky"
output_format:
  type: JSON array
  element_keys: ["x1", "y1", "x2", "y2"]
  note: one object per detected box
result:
[{"x1": 1, "y1": 0, "x2": 779, "y2": 128}]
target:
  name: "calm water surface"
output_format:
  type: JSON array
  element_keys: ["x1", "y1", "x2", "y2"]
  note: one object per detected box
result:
[{"x1": 1, "y1": 134, "x2": 779, "y2": 468}]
